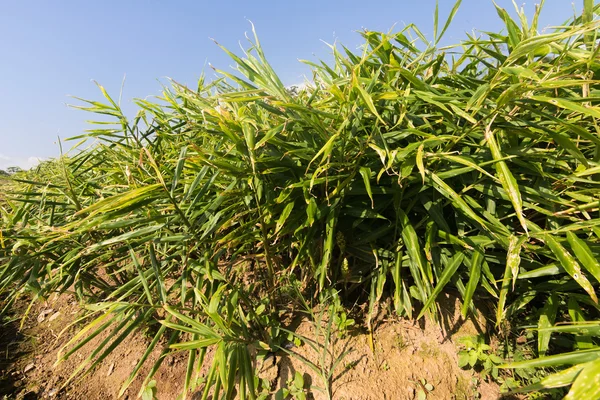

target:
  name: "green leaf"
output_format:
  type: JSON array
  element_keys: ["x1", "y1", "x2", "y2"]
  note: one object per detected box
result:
[
  {"x1": 507, "y1": 235, "x2": 526, "y2": 290},
  {"x1": 496, "y1": 253, "x2": 512, "y2": 327},
  {"x1": 306, "y1": 198, "x2": 317, "y2": 227},
  {"x1": 398, "y1": 209, "x2": 430, "y2": 302},
  {"x1": 170, "y1": 337, "x2": 221, "y2": 350},
  {"x1": 359, "y1": 167, "x2": 374, "y2": 208},
  {"x1": 461, "y1": 249, "x2": 483, "y2": 318},
  {"x1": 436, "y1": 0, "x2": 462, "y2": 44},
  {"x1": 501, "y1": 348, "x2": 600, "y2": 369},
  {"x1": 538, "y1": 293, "x2": 559, "y2": 356},
  {"x1": 530, "y1": 95, "x2": 600, "y2": 119},
  {"x1": 494, "y1": 2, "x2": 521, "y2": 49},
  {"x1": 567, "y1": 232, "x2": 600, "y2": 284},
  {"x1": 545, "y1": 234, "x2": 598, "y2": 303},
  {"x1": 501, "y1": 66, "x2": 540, "y2": 81},
  {"x1": 354, "y1": 83, "x2": 386, "y2": 125},
  {"x1": 458, "y1": 352, "x2": 470, "y2": 368},
  {"x1": 148, "y1": 244, "x2": 167, "y2": 304},
  {"x1": 275, "y1": 201, "x2": 295, "y2": 234},
  {"x1": 515, "y1": 364, "x2": 585, "y2": 392},
  {"x1": 565, "y1": 358, "x2": 600, "y2": 400},
  {"x1": 568, "y1": 298, "x2": 595, "y2": 350},
  {"x1": 417, "y1": 253, "x2": 464, "y2": 319},
  {"x1": 142, "y1": 380, "x2": 157, "y2": 400},
  {"x1": 485, "y1": 127, "x2": 528, "y2": 235},
  {"x1": 430, "y1": 173, "x2": 489, "y2": 232},
  {"x1": 318, "y1": 209, "x2": 337, "y2": 291},
  {"x1": 171, "y1": 146, "x2": 187, "y2": 197}
]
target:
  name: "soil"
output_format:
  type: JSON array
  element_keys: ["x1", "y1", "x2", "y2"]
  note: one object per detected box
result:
[
  {"x1": 1, "y1": 292, "x2": 503, "y2": 400},
  {"x1": 261, "y1": 294, "x2": 501, "y2": 400},
  {"x1": 0, "y1": 293, "x2": 188, "y2": 400}
]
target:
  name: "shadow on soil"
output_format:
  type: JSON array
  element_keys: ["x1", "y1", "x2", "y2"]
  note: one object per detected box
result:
[{"x1": 0, "y1": 304, "x2": 37, "y2": 400}]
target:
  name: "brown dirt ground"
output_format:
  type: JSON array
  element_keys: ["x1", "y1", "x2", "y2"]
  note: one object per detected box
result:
[
  {"x1": 1, "y1": 292, "x2": 503, "y2": 400},
  {"x1": 259, "y1": 294, "x2": 501, "y2": 400}
]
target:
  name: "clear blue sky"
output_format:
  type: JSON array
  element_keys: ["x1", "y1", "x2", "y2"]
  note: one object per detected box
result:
[{"x1": 0, "y1": 1, "x2": 580, "y2": 169}]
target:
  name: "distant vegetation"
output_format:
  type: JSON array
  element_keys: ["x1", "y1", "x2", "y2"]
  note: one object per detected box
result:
[
  {"x1": 0, "y1": 167, "x2": 22, "y2": 176},
  {"x1": 1, "y1": 1, "x2": 600, "y2": 398}
]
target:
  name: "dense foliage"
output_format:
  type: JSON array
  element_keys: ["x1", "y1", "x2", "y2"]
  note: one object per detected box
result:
[{"x1": 2, "y1": 1, "x2": 600, "y2": 398}]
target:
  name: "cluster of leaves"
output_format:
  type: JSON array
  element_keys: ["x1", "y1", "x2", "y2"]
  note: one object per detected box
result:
[
  {"x1": 2, "y1": 0, "x2": 600, "y2": 398},
  {"x1": 457, "y1": 335, "x2": 503, "y2": 380}
]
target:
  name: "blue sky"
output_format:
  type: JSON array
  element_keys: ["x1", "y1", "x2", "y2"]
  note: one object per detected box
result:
[{"x1": 0, "y1": 1, "x2": 579, "y2": 169}]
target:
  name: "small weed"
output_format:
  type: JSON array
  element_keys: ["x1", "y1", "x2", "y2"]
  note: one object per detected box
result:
[
  {"x1": 416, "y1": 378, "x2": 434, "y2": 400},
  {"x1": 381, "y1": 360, "x2": 390, "y2": 371},
  {"x1": 288, "y1": 371, "x2": 307, "y2": 400},
  {"x1": 272, "y1": 371, "x2": 306, "y2": 400},
  {"x1": 255, "y1": 377, "x2": 272, "y2": 400},
  {"x1": 457, "y1": 335, "x2": 503, "y2": 381},
  {"x1": 456, "y1": 333, "x2": 568, "y2": 399},
  {"x1": 331, "y1": 291, "x2": 355, "y2": 338},
  {"x1": 141, "y1": 380, "x2": 157, "y2": 400}
]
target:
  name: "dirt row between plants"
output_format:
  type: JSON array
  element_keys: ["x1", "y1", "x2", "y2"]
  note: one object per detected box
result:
[{"x1": 1, "y1": 293, "x2": 502, "y2": 399}]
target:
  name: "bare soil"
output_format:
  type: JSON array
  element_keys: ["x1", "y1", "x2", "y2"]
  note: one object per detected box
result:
[{"x1": 1, "y1": 293, "x2": 502, "y2": 399}]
